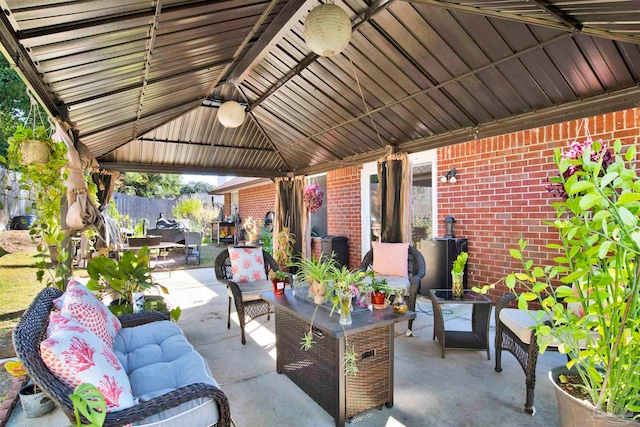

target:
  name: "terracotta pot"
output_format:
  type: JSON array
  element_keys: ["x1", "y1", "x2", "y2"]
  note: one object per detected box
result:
[
  {"x1": 371, "y1": 291, "x2": 386, "y2": 305},
  {"x1": 550, "y1": 367, "x2": 637, "y2": 427},
  {"x1": 272, "y1": 278, "x2": 286, "y2": 295}
]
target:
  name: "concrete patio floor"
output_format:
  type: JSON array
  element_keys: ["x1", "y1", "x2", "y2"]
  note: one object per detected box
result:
[{"x1": 7, "y1": 267, "x2": 566, "y2": 427}]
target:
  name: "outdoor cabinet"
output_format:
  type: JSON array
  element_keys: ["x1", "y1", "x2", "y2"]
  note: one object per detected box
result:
[
  {"x1": 320, "y1": 236, "x2": 349, "y2": 269},
  {"x1": 417, "y1": 237, "x2": 468, "y2": 296}
]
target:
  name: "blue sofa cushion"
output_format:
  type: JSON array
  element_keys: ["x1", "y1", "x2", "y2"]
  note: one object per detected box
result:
[{"x1": 113, "y1": 321, "x2": 220, "y2": 426}]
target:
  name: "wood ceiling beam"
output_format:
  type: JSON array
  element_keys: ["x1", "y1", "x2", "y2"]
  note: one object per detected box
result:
[
  {"x1": 280, "y1": 32, "x2": 572, "y2": 153},
  {"x1": 225, "y1": 0, "x2": 315, "y2": 86},
  {"x1": 99, "y1": 162, "x2": 287, "y2": 178},
  {"x1": 403, "y1": 0, "x2": 640, "y2": 44},
  {"x1": 248, "y1": 0, "x2": 397, "y2": 112},
  {"x1": 298, "y1": 84, "x2": 640, "y2": 176}
]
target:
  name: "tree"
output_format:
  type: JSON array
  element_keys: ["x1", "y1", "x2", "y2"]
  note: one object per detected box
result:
[
  {"x1": 181, "y1": 180, "x2": 215, "y2": 194},
  {"x1": 117, "y1": 173, "x2": 182, "y2": 199},
  {"x1": 0, "y1": 55, "x2": 47, "y2": 158}
]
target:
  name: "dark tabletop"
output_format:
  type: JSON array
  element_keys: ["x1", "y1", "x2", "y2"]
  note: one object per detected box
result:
[
  {"x1": 262, "y1": 290, "x2": 416, "y2": 338},
  {"x1": 430, "y1": 289, "x2": 492, "y2": 304}
]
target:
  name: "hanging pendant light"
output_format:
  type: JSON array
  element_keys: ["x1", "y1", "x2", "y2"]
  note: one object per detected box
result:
[
  {"x1": 217, "y1": 101, "x2": 246, "y2": 128},
  {"x1": 304, "y1": 3, "x2": 351, "y2": 57}
]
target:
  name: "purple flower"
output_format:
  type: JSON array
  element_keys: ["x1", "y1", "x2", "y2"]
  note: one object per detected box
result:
[
  {"x1": 303, "y1": 184, "x2": 324, "y2": 213},
  {"x1": 547, "y1": 139, "x2": 613, "y2": 199}
]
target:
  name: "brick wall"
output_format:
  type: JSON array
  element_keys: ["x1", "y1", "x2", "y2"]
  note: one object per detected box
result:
[
  {"x1": 437, "y1": 107, "x2": 640, "y2": 301},
  {"x1": 238, "y1": 183, "x2": 276, "y2": 224},
  {"x1": 326, "y1": 166, "x2": 362, "y2": 269},
  {"x1": 223, "y1": 194, "x2": 231, "y2": 217}
]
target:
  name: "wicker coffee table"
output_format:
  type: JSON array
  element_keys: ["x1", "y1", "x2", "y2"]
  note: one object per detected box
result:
[
  {"x1": 429, "y1": 289, "x2": 492, "y2": 359},
  {"x1": 262, "y1": 290, "x2": 415, "y2": 427}
]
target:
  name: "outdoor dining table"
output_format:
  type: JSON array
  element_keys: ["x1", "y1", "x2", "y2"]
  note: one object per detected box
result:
[{"x1": 122, "y1": 241, "x2": 183, "y2": 276}]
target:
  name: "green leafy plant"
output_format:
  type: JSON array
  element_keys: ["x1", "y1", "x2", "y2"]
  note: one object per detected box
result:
[
  {"x1": 451, "y1": 251, "x2": 468, "y2": 275},
  {"x1": 69, "y1": 383, "x2": 106, "y2": 427},
  {"x1": 86, "y1": 249, "x2": 181, "y2": 321},
  {"x1": 270, "y1": 270, "x2": 288, "y2": 281},
  {"x1": 261, "y1": 225, "x2": 273, "y2": 255},
  {"x1": 292, "y1": 255, "x2": 336, "y2": 284},
  {"x1": 7, "y1": 125, "x2": 69, "y2": 289},
  {"x1": 477, "y1": 139, "x2": 639, "y2": 420}
]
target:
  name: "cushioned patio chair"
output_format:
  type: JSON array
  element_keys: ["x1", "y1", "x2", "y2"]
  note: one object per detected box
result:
[
  {"x1": 360, "y1": 244, "x2": 426, "y2": 332},
  {"x1": 215, "y1": 247, "x2": 291, "y2": 345},
  {"x1": 495, "y1": 293, "x2": 559, "y2": 415}
]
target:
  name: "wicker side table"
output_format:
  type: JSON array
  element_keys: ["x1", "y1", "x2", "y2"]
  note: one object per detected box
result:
[
  {"x1": 429, "y1": 289, "x2": 492, "y2": 359},
  {"x1": 262, "y1": 290, "x2": 415, "y2": 427}
]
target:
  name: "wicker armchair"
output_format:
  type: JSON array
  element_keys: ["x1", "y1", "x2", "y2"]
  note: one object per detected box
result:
[
  {"x1": 495, "y1": 293, "x2": 564, "y2": 415},
  {"x1": 215, "y1": 247, "x2": 292, "y2": 345},
  {"x1": 13, "y1": 287, "x2": 231, "y2": 427},
  {"x1": 360, "y1": 245, "x2": 426, "y2": 332}
]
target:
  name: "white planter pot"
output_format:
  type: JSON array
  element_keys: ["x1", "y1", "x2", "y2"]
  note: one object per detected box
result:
[
  {"x1": 19, "y1": 384, "x2": 55, "y2": 418},
  {"x1": 21, "y1": 139, "x2": 50, "y2": 165},
  {"x1": 550, "y1": 367, "x2": 637, "y2": 427}
]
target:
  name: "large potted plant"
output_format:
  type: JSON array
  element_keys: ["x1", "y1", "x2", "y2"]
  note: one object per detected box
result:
[
  {"x1": 274, "y1": 227, "x2": 295, "y2": 271},
  {"x1": 486, "y1": 139, "x2": 639, "y2": 425},
  {"x1": 86, "y1": 248, "x2": 181, "y2": 321}
]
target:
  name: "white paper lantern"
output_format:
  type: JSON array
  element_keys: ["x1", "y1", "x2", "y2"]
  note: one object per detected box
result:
[
  {"x1": 218, "y1": 101, "x2": 246, "y2": 128},
  {"x1": 304, "y1": 3, "x2": 351, "y2": 57}
]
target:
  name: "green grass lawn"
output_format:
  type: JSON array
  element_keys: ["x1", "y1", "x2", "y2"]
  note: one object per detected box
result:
[{"x1": 0, "y1": 249, "x2": 45, "y2": 318}]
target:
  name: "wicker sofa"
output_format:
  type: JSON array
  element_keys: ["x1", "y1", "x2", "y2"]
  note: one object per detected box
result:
[{"x1": 13, "y1": 287, "x2": 231, "y2": 427}]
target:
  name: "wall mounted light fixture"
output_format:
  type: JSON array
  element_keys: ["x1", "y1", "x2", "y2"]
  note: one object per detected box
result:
[{"x1": 440, "y1": 168, "x2": 458, "y2": 184}]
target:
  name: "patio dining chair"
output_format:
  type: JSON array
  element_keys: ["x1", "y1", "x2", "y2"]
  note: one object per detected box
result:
[
  {"x1": 360, "y1": 243, "x2": 426, "y2": 333},
  {"x1": 184, "y1": 231, "x2": 202, "y2": 265},
  {"x1": 215, "y1": 246, "x2": 291, "y2": 344}
]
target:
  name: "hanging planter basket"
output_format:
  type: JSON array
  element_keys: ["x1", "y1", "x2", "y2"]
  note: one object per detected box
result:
[
  {"x1": 303, "y1": 184, "x2": 324, "y2": 213},
  {"x1": 21, "y1": 139, "x2": 51, "y2": 165}
]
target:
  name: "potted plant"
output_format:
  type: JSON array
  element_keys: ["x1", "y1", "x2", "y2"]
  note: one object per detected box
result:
[
  {"x1": 5, "y1": 360, "x2": 55, "y2": 418},
  {"x1": 451, "y1": 251, "x2": 468, "y2": 299},
  {"x1": 86, "y1": 248, "x2": 181, "y2": 321},
  {"x1": 274, "y1": 227, "x2": 295, "y2": 271},
  {"x1": 479, "y1": 139, "x2": 639, "y2": 425},
  {"x1": 270, "y1": 270, "x2": 288, "y2": 295},
  {"x1": 291, "y1": 255, "x2": 336, "y2": 303},
  {"x1": 369, "y1": 276, "x2": 390, "y2": 307},
  {"x1": 7, "y1": 125, "x2": 69, "y2": 289}
]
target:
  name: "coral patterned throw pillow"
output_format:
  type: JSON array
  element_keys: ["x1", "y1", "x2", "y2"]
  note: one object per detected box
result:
[
  {"x1": 372, "y1": 242, "x2": 409, "y2": 279},
  {"x1": 60, "y1": 280, "x2": 121, "y2": 347},
  {"x1": 41, "y1": 313, "x2": 135, "y2": 412},
  {"x1": 228, "y1": 247, "x2": 267, "y2": 283}
]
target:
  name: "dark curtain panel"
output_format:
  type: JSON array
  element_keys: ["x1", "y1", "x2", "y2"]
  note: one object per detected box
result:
[{"x1": 377, "y1": 152, "x2": 411, "y2": 243}]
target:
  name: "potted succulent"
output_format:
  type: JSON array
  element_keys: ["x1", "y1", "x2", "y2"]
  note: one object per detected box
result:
[
  {"x1": 480, "y1": 139, "x2": 639, "y2": 426},
  {"x1": 86, "y1": 248, "x2": 181, "y2": 321}
]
